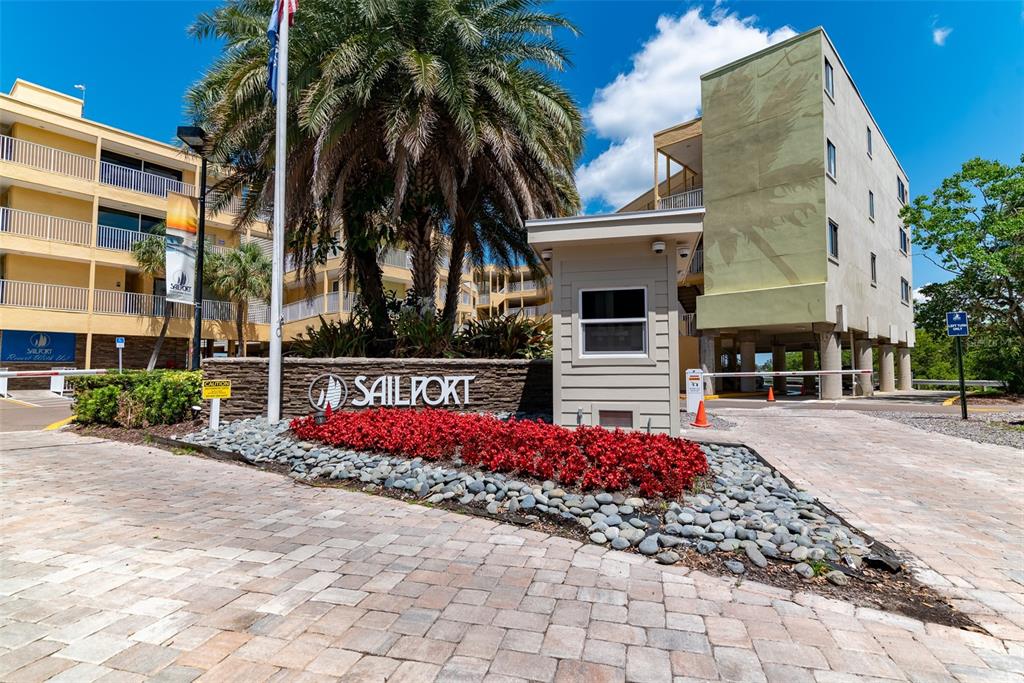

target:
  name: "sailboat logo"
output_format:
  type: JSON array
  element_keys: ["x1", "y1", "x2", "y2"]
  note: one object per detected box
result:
[{"x1": 308, "y1": 373, "x2": 348, "y2": 411}]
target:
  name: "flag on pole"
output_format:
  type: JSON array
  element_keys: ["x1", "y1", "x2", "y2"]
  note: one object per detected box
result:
[{"x1": 267, "y1": 0, "x2": 297, "y2": 100}]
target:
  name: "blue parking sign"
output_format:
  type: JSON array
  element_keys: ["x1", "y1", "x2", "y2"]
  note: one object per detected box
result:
[{"x1": 946, "y1": 311, "x2": 969, "y2": 337}]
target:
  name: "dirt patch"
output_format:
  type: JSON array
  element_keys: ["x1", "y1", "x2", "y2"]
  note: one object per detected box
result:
[{"x1": 71, "y1": 422, "x2": 203, "y2": 445}]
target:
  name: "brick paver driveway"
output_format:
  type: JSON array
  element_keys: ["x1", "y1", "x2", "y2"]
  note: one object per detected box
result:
[{"x1": 1, "y1": 430, "x2": 1021, "y2": 682}]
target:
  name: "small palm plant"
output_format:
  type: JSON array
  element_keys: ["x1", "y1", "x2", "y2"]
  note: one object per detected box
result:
[
  {"x1": 131, "y1": 225, "x2": 173, "y2": 371},
  {"x1": 207, "y1": 241, "x2": 271, "y2": 356}
]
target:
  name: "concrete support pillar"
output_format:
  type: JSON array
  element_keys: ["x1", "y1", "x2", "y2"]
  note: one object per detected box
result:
[
  {"x1": 854, "y1": 339, "x2": 874, "y2": 397},
  {"x1": 897, "y1": 347, "x2": 912, "y2": 391},
  {"x1": 740, "y1": 339, "x2": 756, "y2": 392},
  {"x1": 771, "y1": 344, "x2": 787, "y2": 395},
  {"x1": 802, "y1": 349, "x2": 816, "y2": 394},
  {"x1": 879, "y1": 344, "x2": 895, "y2": 392},
  {"x1": 699, "y1": 334, "x2": 718, "y2": 395},
  {"x1": 725, "y1": 345, "x2": 737, "y2": 392},
  {"x1": 818, "y1": 332, "x2": 842, "y2": 399}
]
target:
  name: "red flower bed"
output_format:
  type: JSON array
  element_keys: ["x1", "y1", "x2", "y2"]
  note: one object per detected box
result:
[{"x1": 290, "y1": 408, "x2": 708, "y2": 498}]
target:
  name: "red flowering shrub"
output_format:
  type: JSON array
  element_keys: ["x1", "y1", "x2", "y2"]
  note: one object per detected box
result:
[{"x1": 290, "y1": 408, "x2": 708, "y2": 498}]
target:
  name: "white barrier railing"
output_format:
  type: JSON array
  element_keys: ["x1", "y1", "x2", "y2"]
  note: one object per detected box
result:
[
  {"x1": 0, "y1": 279, "x2": 89, "y2": 312},
  {"x1": 0, "y1": 207, "x2": 92, "y2": 246},
  {"x1": 0, "y1": 368, "x2": 109, "y2": 378},
  {"x1": 0, "y1": 134, "x2": 96, "y2": 180},
  {"x1": 100, "y1": 161, "x2": 195, "y2": 198},
  {"x1": 657, "y1": 187, "x2": 703, "y2": 210},
  {"x1": 96, "y1": 224, "x2": 151, "y2": 252}
]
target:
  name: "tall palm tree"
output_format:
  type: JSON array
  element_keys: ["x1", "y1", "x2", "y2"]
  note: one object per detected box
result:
[
  {"x1": 206, "y1": 241, "x2": 272, "y2": 356},
  {"x1": 132, "y1": 227, "x2": 173, "y2": 371},
  {"x1": 186, "y1": 0, "x2": 584, "y2": 340}
]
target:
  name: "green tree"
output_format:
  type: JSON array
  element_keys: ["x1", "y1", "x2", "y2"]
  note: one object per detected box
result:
[
  {"x1": 187, "y1": 0, "x2": 582, "y2": 343},
  {"x1": 206, "y1": 241, "x2": 272, "y2": 356},
  {"x1": 901, "y1": 155, "x2": 1024, "y2": 391},
  {"x1": 131, "y1": 227, "x2": 173, "y2": 371}
]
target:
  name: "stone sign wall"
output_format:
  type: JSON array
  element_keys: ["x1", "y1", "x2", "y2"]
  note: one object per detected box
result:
[{"x1": 201, "y1": 357, "x2": 553, "y2": 420}]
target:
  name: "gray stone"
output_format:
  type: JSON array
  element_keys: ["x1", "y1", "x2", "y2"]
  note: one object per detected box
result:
[
  {"x1": 793, "y1": 563, "x2": 815, "y2": 579},
  {"x1": 589, "y1": 532, "x2": 608, "y2": 545},
  {"x1": 745, "y1": 545, "x2": 768, "y2": 568},
  {"x1": 826, "y1": 571, "x2": 849, "y2": 586},
  {"x1": 696, "y1": 540, "x2": 717, "y2": 555},
  {"x1": 725, "y1": 560, "x2": 746, "y2": 574},
  {"x1": 611, "y1": 537, "x2": 631, "y2": 550},
  {"x1": 656, "y1": 551, "x2": 680, "y2": 565},
  {"x1": 638, "y1": 535, "x2": 660, "y2": 556}
]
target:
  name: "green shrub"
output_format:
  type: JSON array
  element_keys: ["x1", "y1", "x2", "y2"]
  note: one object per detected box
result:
[
  {"x1": 454, "y1": 313, "x2": 552, "y2": 359},
  {"x1": 70, "y1": 370, "x2": 202, "y2": 427}
]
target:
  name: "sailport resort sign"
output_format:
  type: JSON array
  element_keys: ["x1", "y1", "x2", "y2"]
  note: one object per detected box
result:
[{"x1": 309, "y1": 373, "x2": 476, "y2": 412}]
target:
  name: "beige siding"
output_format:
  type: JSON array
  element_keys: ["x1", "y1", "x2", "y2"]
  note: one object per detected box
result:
[{"x1": 551, "y1": 242, "x2": 681, "y2": 435}]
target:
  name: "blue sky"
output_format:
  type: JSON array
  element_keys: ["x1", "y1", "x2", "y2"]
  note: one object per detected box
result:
[{"x1": 2, "y1": 0, "x2": 1022, "y2": 289}]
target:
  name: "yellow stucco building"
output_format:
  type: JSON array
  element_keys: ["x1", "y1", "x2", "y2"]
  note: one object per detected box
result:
[{"x1": 0, "y1": 79, "x2": 481, "y2": 371}]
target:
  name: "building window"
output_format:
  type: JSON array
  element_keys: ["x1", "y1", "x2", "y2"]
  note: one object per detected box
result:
[
  {"x1": 598, "y1": 410, "x2": 633, "y2": 429},
  {"x1": 580, "y1": 288, "x2": 647, "y2": 356},
  {"x1": 866, "y1": 126, "x2": 873, "y2": 157},
  {"x1": 899, "y1": 225, "x2": 909, "y2": 254},
  {"x1": 901, "y1": 277, "x2": 911, "y2": 305},
  {"x1": 826, "y1": 140, "x2": 837, "y2": 179},
  {"x1": 827, "y1": 219, "x2": 839, "y2": 260},
  {"x1": 897, "y1": 177, "x2": 907, "y2": 204},
  {"x1": 870, "y1": 253, "x2": 877, "y2": 285},
  {"x1": 824, "y1": 58, "x2": 834, "y2": 99},
  {"x1": 868, "y1": 191, "x2": 875, "y2": 220}
]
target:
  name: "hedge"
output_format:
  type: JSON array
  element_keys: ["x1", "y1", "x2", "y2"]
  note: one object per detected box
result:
[{"x1": 70, "y1": 370, "x2": 202, "y2": 427}]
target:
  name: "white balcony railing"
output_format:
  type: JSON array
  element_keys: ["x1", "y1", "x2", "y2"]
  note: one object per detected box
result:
[
  {"x1": 379, "y1": 248, "x2": 412, "y2": 269},
  {"x1": 507, "y1": 303, "x2": 551, "y2": 318},
  {"x1": 282, "y1": 291, "x2": 354, "y2": 323},
  {"x1": 0, "y1": 279, "x2": 89, "y2": 312},
  {"x1": 96, "y1": 224, "x2": 151, "y2": 252},
  {"x1": 460, "y1": 292, "x2": 472, "y2": 306},
  {"x1": 679, "y1": 312, "x2": 697, "y2": 336},
  {"x1": 657, "y1": 187, "x2": 703, "y2": 210},
  {"x1": 506, "y1": 279, "x2": 546, "y2": 293},
  {"x1": 0, "y1": 207, "x2": 92, "y2": 247},
  {"x1": 478, "y1": 293, "x2": 490, "y2": 305},
  {"x1": 92, "y1": 289, "x2": 235, "y2": 321},
  {"x1": 247, "y1": 301, "x2": 270, "y2": 324},
  {"x1": 688, "y1": 248, "x2": 704, "y2": 275},
  {"x1": 100, "y1": 161, "x2": 195, "y2": 198},
  {"x1": 0, "y1": 135, "x2": 95, "y2": 180}
]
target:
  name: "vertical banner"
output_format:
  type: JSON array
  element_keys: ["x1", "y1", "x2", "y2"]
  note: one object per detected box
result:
[{"x1": 166, "y1": 191, "x2": 198, "y2": 305}]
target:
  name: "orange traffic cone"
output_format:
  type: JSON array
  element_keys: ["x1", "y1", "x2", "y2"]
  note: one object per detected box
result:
[
  {"x1": 767, "y1": 386, "x2": 775, "y2": 402},
  {"x1": 690, "y1": 400, "x2": 711, "y2": 428}
]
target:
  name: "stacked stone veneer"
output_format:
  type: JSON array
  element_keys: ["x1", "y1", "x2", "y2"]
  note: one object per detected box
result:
[{"x1": 201, "y1": 357, "x2": 553, "y2": 420}]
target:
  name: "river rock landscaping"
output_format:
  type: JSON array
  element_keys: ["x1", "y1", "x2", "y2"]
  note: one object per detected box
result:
[{"x1": 180, "y1": 412, "x2": 882, "y2": 582}]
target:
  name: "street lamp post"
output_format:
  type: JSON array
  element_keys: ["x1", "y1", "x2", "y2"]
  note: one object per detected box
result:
[{"x1": 177, "y1": 126, "x2": 208, "y2": 371}]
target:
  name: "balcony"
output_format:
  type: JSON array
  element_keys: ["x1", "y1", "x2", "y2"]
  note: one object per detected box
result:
[
  {"x1": 0, "y1": 278, "x2": 235, "y2": 321},
  {"x1": 679, "y1": 312, "x2": 697, "y2": 336},
  {"x1": 0, "y1": 134, "x2": 95, "y2": 181},
  {"x1": 657, "y1": 187, "x2": 703, "y2": 211},
  {"x1": 506, "y1": 303, "x2": 551, "y2": 318},
  {"x1": 100, "y1": 161, "x2": 195, "y2": 199},
  {"x1": 504, "y1": 279, "x2": 546, "y2": 294},
  {"x1": 688, "y1": 247, "x2": 703, "y2": 275},
  {"x1": 282, "y1": 291, "x2": 354, "y2": 323},
  {"x1": 379, "y1": 247, "x2": 412, "y2": 270},
  {"x1": 478, "y1": 293, "x2": 490, "y2": 305},
  {"x1": 0, "y1": 279, "x2": 89, "y2": 312},
  {"x1": 0, "y1": 207, "x2": 92, "y2": 247}
]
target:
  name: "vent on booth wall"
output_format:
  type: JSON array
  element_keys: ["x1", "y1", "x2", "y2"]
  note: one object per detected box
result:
[{"x1": 598, "y1": 409, "x2": 633, "y2": 429}]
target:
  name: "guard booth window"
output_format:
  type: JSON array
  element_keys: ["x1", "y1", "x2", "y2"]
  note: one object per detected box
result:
[{"x1": 580, "y1": 288, "x2": 647, "y2": 355}]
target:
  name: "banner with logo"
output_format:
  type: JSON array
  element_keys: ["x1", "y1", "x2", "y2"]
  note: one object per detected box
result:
[{"x1": 165, "y1": 191, "x2": 198, "y2": 304}]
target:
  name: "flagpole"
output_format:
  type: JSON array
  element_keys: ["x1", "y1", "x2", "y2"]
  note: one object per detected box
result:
[{"x1": 267, "y1": 6, "x2": 288, "y2": 423}]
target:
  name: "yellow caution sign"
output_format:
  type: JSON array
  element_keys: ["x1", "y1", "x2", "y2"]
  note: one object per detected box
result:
[{"x1": 202, "y1": 379, "x2": 231, "y2": 400}]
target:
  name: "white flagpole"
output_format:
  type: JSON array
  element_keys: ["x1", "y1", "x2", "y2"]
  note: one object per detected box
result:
[{"x1": 267, "y1": 8, "x2": 288, "y2": 423}]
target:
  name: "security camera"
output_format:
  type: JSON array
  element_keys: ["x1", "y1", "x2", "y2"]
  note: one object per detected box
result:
[
  {"x1": 652, "y1": 241, "x2": 666, "y2": 254},
  {"x1": 541, "y1": 249, "x2": 552, "y2": 262},
  {"x1": 678, "y1": 247, "x2": 690, "y2": 259}
]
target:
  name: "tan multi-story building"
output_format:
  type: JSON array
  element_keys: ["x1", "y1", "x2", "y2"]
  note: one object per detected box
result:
[
  {"x1": 473, "y1": 264, "x2": 551, "y2": 320},
  {"x1": 0, "y1": 79, "x2": 479, "y2": 372}
]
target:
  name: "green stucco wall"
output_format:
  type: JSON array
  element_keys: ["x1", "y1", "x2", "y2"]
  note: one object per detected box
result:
[{"x1": 697, "y1": 31, "x2": 827, "y2": 330}]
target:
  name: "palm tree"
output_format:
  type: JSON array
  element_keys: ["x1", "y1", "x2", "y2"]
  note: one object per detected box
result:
[
  {"x1": 206, "y1": 242, "x2": 272, "y2": 356},
  {"x1": 186, "y1": 0, "x2": 584, "y2": 340},
  {"x1": 132, "y1": 227, "x2": 173, "y2": 371}
]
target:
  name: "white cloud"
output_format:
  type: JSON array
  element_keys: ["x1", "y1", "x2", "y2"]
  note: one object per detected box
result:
[
  {"x1": 913, "y1": 285, "x2": 931, "y2": 304},
  {"x1": 576, "y1": 8, "x2": 796, "y2": 211},
  {"x1": 932, "y1": 26, "x2": 952, "y2": 46}
]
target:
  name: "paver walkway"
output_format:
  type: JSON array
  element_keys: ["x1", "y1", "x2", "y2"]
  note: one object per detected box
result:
[
  {"x1": 682, "y1": 408, "x2": 1024, "y2": 646},
  {"x1": 0, "y1": 429, "x2": 1021, "y2": 682}
]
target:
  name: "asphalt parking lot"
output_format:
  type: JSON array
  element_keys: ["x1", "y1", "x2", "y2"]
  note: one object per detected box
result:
[{"x1": 0, "y1": 391, "x2": 73, "y2": 432}]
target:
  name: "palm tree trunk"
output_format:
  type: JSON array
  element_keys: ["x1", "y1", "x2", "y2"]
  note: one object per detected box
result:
[
  {"x1": 408, "y1": 212, "x2": 436, "y2": 309},
  {"x1": 441, "y1": 227, "x2": 467, "y2": 326},
  {"x1": 147, "y1": 310, "x2": 172, "y2": 371},
  {"x1": 352, "y1": 243, "x2": 393, "y2": 351},
  {"x1": 236, "y1": 302, "x2": 245, "y2": 357}
]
